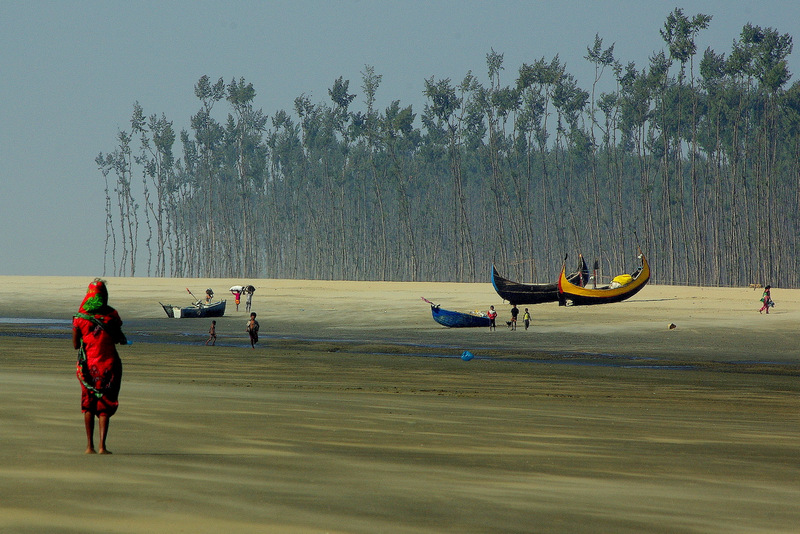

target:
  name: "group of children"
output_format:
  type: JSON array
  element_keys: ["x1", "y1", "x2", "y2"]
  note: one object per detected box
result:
[
  {"x1": 205, "y1": 312, "x2": 261, "y2": 348},
  {"x1": 204, "y1": 284, "x2": 260, "y2": 347},
  {"x1": 231, "y1": 287, "x2": 254, "y2": 312},
  {"x1": 207, "y1": 301, "x2": 536, "y2": 347},
  {"x1": 486, "y1": 304, "x2": 530, "y2": 331}
]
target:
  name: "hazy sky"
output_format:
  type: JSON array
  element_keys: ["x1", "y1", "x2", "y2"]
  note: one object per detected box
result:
[{"x1": 2, "y1": 1, "x2": 798, "y2": 276}]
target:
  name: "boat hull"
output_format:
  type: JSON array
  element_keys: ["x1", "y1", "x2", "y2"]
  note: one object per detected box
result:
[
  {"x1": 431, "y1": 306, "x2": 492, "y2": 328},
  {"x1": 492, "y1": 256, "x2": 589, "y2": 305},
  {"x1": 160, "y1": 300, "x2": 227, "y2": 318},
  {"x1": 558, "y1": 254, "x2": 650, "y2": 305}
]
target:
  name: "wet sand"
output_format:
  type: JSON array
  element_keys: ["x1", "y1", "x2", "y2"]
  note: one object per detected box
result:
[{"x1": 1, "y1": 277, "x2": 799, "y2": 533}]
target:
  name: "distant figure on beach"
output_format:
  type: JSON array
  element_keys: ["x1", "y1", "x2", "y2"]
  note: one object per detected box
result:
[
  {"x1": 759, "y1": 285, "x2": 773, "y2": 314},
  {"x1": 206, "y1": 320, "x2": 217, "y2": 346},
  {"x1": 246, "y1": 312, "x2": 260, "y2": 348},
  {"x1": 205, "y1": 288, "x2": 214, "y2": 303},
  {"x1": 234, "y1": 290, "x2": 241, "y2": 311},
  {"x1": 245, "y1": 288, "x2": 253, "y2": 312},
  {"x1": 72, "y1": 278, "x2": 127, "y2": 455},
  {"x1": 523, "y1": 308, "x2": 531, "y2": 330},
  {"x1": 487, "y1": 305, "x2": 497, "y2": 331},
  {"x1": 510, "y1": 305, "x2": 519, "y2": 330}
]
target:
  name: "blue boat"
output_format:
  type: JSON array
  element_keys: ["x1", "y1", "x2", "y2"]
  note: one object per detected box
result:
[{"x1": 430, "y1": 304, "x2": 492, "y2": 328}]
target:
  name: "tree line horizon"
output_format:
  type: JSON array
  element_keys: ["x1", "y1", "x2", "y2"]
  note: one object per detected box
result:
[{"x1": 98, "y1": 8, "x2": 800, "y2": 288}]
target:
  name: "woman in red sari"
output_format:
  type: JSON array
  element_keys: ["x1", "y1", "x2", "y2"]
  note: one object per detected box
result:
[{"x1": 72, "y1": 279, "x2": 127, "y2": 454}]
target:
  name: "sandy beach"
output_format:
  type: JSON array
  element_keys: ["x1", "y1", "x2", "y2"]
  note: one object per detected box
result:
[{"x1": 1, "y1": 276, "x2": 799, "y2": 533}]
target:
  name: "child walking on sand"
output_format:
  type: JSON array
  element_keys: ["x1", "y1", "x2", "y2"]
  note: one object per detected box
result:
[
  {"x1": 246, "y1": 313, "x2": 260, "y2": 348},
  {"x1": 206, "y1": 320, "x2": 216, "y2": 346},
  {"x1": 510, "y1": 305, "x2": 519, "y2": 330}
]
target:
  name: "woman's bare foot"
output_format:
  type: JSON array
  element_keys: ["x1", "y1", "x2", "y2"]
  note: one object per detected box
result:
[
  {"x1": 85, "y1": 447, "x2": 97, "y2": 454},
  {"x1": 98, "y1": 448, "x2": 112, "y2": 454}
]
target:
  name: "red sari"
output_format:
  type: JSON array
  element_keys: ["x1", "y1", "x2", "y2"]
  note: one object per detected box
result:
[{"x1": 73, "y1": 280, "x2": 124, "y2": 416}]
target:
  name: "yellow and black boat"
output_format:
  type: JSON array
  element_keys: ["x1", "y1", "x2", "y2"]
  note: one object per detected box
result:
[{"x1": 558, "y1": 251, "x2": 650, "y2": 306}]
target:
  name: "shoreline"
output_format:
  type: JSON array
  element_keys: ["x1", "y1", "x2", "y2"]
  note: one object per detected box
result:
[
  {"x1": 2, "y1": 324, "x2": 799, "y2": 376},
  {"x1": 1, "y1": 275, "x2": 798, "y2": 366}
]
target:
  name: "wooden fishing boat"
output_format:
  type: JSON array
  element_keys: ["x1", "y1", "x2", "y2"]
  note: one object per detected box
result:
[
  {"x1": 160, "y1": 300, "x2": 227, "y2": 318},
  {"x1": 492, "y1": 255, "x2": 589, "y2": 305},
  {"x1": 430, "y1": 305, "x2": 492, "y2": 328},
  {"x1": 558, "y1": 252, "x2": 650, "y2": 306}
]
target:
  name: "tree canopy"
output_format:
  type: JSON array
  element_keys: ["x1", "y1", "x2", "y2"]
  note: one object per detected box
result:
[{"x1": 98, "y1": 12, "x2": 800, "y2": 288}]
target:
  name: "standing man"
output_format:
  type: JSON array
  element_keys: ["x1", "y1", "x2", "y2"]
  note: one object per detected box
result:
[
  {"x1": 510, "y1": 304, "x2": 519, "y2": 330},
  {"x1": 523, "y1": 308, "x2": 531, "y2": 330}
]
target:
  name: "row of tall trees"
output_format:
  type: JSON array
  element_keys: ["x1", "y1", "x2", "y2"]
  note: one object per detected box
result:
[{"x1": 99, "y1": 10, "x2": 800, "y2": 287}]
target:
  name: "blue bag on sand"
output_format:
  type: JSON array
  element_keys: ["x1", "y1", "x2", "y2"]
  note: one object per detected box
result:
[{"x1": 461, "y1": 350, "x2": 474, "y2": 361}]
